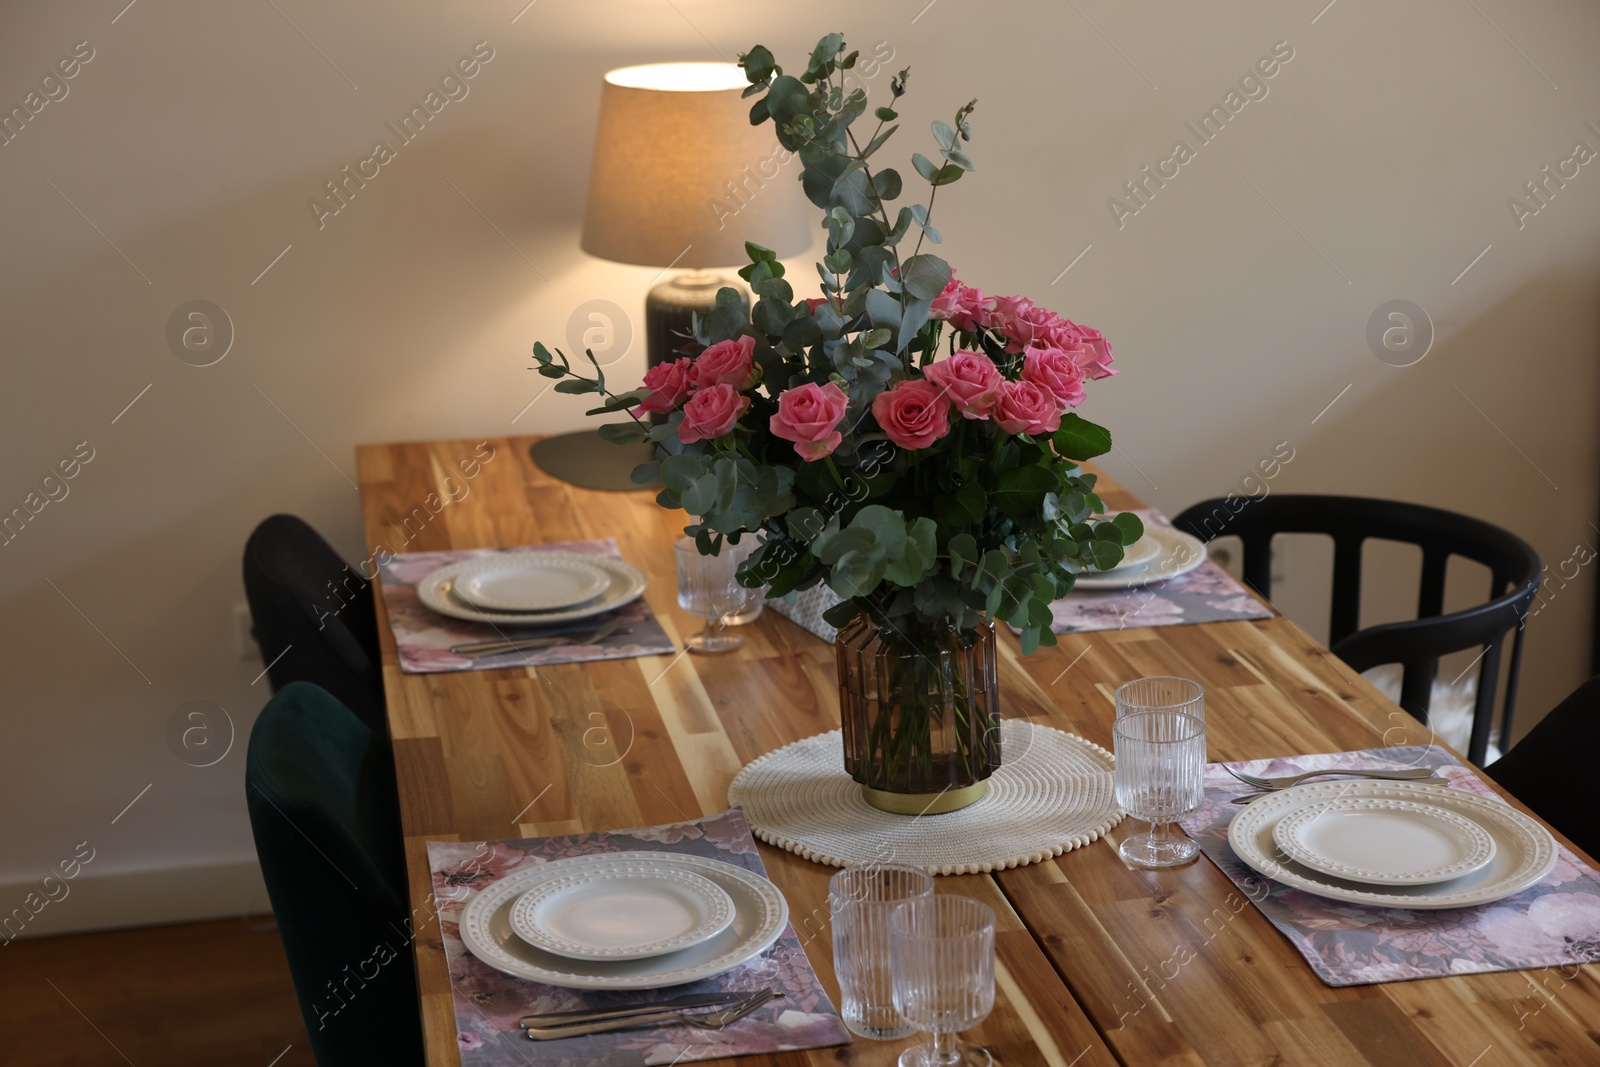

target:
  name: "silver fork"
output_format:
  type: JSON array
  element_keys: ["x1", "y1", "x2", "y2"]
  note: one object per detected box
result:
[
  {"x1": 1224, "y1": 765, "x2": 1439, "y2": 791},
  {"x1": 524, "y1": 990, "x2": 782, "y2": 1041},
  {"x1": 1231, "y1": 775, "x2": 1448, "y2": 803}
]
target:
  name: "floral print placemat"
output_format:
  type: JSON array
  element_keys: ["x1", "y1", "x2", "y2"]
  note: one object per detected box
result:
[
  {"x1": 427, "y1": 809, "x2": 850, "y2": 1066},
  {"x1": 1046, "y1": 508, "x2": 1273, "y2": 634},
  {"x1": 376, "y1": 539, "x2": 675, "y2": 673},
  {"x1": 1178, "y1": 745, "x2": 1600, "y2": 987}
]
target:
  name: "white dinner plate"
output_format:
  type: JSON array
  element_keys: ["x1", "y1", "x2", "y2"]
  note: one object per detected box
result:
[
  {"x1": 459, "y1": 852, "x2": 788, "y2": 990},
  {"x1": 450, "y1": 553, "x2": 610, "y2": 612},
  {"x1": 1272, "y1": 797, "x2": 1497, "y2": 886},
  {"x1": 1073, "y1": 525, "x2": 1208, "y2": 590},
  {"x1": 1228, "y1": 780, "x2": 1558, "y2": 909},
  {"x1": 417, "y1": 554, "x2": 647, "y2": 625},
  {"x1": 508, "y1": 858, "x2": 736, "y2": 962}
]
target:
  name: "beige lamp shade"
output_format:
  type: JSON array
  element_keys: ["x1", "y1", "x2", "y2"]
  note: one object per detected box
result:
[{"x1": 580, "y1": 62, "x2": 812, "y2": 269}]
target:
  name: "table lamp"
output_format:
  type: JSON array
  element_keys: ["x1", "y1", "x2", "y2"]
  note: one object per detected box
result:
[{"x1": 530, "y1": 61, "x2": 812, "y2": 490}]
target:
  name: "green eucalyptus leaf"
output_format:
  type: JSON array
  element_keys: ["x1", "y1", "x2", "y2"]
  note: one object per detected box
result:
[
  {"x1": 900, "y1": 254, "x2": 951, "y2": 300},
  {"x1": 553, "y1": 378, "x2": 598, "y2": 394},
  {"x1": 872, "y1": 168, "x2": 902, "y2": 201},
  {"x1": 595, "y1": 421, "x2": 648, "y2": 444},
  {"x1": 1088, "y1": 539, "x2": 1125, "y2": 571},
  {"x1": 660, "y1": 454, "x2": 706, "y2": 493},
  {"x1": 831, "y1": 544, "x2": 887, "y2": 598},
  {"x1": 681, "y1": 472, "x2": 720, "y2": 517},
  {"x1": 1111, "y1": 511, "x2": 1145, "y2": 545},
  {"x1": 850, "y1": 504, "x2": 907, "y2": 558},
  {"x1": 864, "y1": 288, "x2": 902, "y2": 329}
]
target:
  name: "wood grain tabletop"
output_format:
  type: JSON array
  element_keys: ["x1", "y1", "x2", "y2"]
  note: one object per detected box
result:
[{"x1": 358, "y1": 434, "x2": 1599, "y2": 1067}]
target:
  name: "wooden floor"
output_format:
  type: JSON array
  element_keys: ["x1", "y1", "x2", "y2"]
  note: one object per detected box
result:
[{"x1": 4, "y1": 916, "x2": 311, "y2": 1066}]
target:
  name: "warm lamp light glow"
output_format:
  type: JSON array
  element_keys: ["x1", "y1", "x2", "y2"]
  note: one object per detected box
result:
[
  {"x1": 580, "y1": 61, "x2": 811, "y2": 270},
  {"x1": 604, "y1": 62, "x2": 749, "y2": 92}
]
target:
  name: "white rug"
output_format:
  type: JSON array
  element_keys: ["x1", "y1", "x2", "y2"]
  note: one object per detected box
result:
[{"x1": 727, "y1": 719, "x2": 1123, "y2": 875}]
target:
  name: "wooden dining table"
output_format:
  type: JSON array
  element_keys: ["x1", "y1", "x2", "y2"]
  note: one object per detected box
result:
[{"x1": 357, "y1": 433, "x2": 1600, "y2": 1067}]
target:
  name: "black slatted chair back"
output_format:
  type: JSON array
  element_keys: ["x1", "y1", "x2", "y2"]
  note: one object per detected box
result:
[{"x1": 1173, "y1": 495, "x2": 1540, "y2": 764}]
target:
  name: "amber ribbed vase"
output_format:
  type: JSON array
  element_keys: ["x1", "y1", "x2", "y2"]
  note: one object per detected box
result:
[{"x1": 836, "y1": 614, "x2": 1001, "y2": 814}]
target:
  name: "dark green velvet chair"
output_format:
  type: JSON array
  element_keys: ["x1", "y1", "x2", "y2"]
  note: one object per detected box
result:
[{"x1": 246, "y1": 682, "x2": 424, "y2": 1066}]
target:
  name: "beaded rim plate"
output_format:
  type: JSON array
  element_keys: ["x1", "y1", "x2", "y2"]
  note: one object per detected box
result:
[
  {"x1": 449, "y1": 553, "x2": 610, "y2": 612},
  {"x1": 1229, "y1": 780, "x2": 1556, "y2": 909},
  {"x1": 459, "y1": 852, "x2": 788, "y2": 990},
  {"x1": 508, "y1": 859, "x2": 736, "y2": 962},
  {"x1": 1272, "y1": 797, "x2": 1497, "y2": 886}
]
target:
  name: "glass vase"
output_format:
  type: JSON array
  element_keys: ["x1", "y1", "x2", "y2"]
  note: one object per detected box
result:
[{"x1": 836, "y1": 613, "x2": 1001, "y2": 815}]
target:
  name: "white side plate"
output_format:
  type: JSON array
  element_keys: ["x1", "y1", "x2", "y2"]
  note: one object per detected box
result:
[
  {"x1": 1228, "y1": 780, "x2": 1557, "y2": 909},
  {"x1": 459, "y1": 852, "x2": 788, "y2": 990},
  {"x1": 508, "y1": 859, "x2": 735, "y2": 962},
  {"x1": 417, "y1": 554, "x2": 648, "y2": 626},
  {"x1": 1272, "y1": 797, "x2": 1496, "y2": 886},
  {"x1": 451, "y1": 554, "x2": 610, "y2": 612}
]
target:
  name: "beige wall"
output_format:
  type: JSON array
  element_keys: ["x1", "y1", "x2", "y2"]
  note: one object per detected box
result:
[{"x1": 1, "y1": 0, "x2": 1596, "y2": 928}]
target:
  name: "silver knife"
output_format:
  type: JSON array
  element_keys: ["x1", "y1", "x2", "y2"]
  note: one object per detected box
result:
[{"x1": 519, "y1": 990, "x2": 756, "y2": 1028}]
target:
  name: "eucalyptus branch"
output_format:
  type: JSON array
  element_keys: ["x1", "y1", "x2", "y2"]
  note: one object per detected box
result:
[{"x1": 909, "y1": 181, "x2": 938, "y2": 262}]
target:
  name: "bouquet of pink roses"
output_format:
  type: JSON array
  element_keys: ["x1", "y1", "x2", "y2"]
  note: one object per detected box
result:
[{"x1": 532, "y1": 34, "x2": 1138, "y2": 654}]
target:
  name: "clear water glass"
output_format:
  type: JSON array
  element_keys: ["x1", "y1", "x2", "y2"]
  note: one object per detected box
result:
[
  {"x1": 1114, "y1": 708, "x2": 1206, "y2": 868},
  {"x1": 889, "y1": 894, "x2": 996, "y2": 1067},
  {"x1": 674, "y1": 536, "x2": 757, "y2": 653},
  {"x1": 1115, "y1": 676, "x2": 1204, "y2": 722},
  {"x1": 830, "y1": 863, "x2": 935, "y2": 1039}
]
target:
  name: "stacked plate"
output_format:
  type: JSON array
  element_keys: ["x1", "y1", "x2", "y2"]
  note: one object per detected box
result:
[
  {"x1": 459, "y1": 852, "x2": 790, "y2": 990},
  {"x1": 1228, "y1": 779, "x2": 1560, "y2": 908},
  {"x1": 417, "y1": 552, "x2": 648, "y2": 624},
  {"x1": 1073, "y1": 523, "x2": 1208, "y2": 591}
]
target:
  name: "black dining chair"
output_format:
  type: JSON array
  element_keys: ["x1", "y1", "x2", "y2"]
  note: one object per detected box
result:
[
  {"x1": 1486, "y1": 674, "x2": 1600, "y2": 862},
  {"x1": 1172, "y1": 495, "x2": 1540, "y2": 765},
  {"x1": 246, "y1": 681, "x2": 423, "y2": 1067},
  {"x1": 243, "y1": 514, "x2": 386, "y2": 734}
]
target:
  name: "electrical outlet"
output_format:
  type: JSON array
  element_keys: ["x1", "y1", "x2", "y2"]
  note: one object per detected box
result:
[{"x1": 233, "y1": 603, "x2": 259, "y2": 661}]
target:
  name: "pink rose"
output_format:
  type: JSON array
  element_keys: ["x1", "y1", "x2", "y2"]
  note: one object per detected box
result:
[
  {"x1": 1020, "y1": 346, "x2": 1087, "y2": 409},
  {"x1": 677, "y1": 383, "x2": 750, "y2": 443},
  {"x1": 635, "y1": 357, "x2": 693, "y2": 414},
  {"x1": 803, "y1": 297, "x2": 829, "y2": 314},
  {"x1": 1055, "y1": 320, "x2": 1115, "y2": 378},
  {"x1": 989, "y1": 295, "x2": 1064, "y2": 354},
  {"x1": 992, "y1": 379, "x2": 1062, "y2": 436},
  {"x1": 769, "y1": 381, "x2": 849, "y2": 461},
  {"x1": 930, "y1": 277, "x2": 989, "y2": 333},
  {"x1": 872, "y1": 379, "x2": 952, "y2": 451},
  {"x1": 690, "y1": 335, "x2": 757, "y2": 391},
  {"x1": 923, "y1": 350, "x2": 1003, "y2": 419}
]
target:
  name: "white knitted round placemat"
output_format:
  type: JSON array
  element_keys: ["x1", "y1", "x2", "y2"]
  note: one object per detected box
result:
[{"x1": 727, "y1": 719, "x2": 1123, "y2": 875}]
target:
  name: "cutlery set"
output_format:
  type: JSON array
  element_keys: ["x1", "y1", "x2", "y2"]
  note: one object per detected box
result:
[
  {"x1": 1224, "y1": 765, "x2": 1446, "y2": 804},
  {"x1": 520, "y1": 989, "x2": 782, "y2": 1040}
]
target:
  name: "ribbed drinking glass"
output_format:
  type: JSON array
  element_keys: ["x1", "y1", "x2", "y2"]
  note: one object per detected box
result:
[
  {"x1": 1114, "y1": 707, "x2": 1206, "y2": 868},
  {"x1": 830, "y1": 863, "x2": 935, "y2": 1039},
  {"x1": 889, "y1": 894, "x2": 996, "y2": 1067},
  {"x1": 1115, "y1": 676, "x2": 1204, "y2": 723}
]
